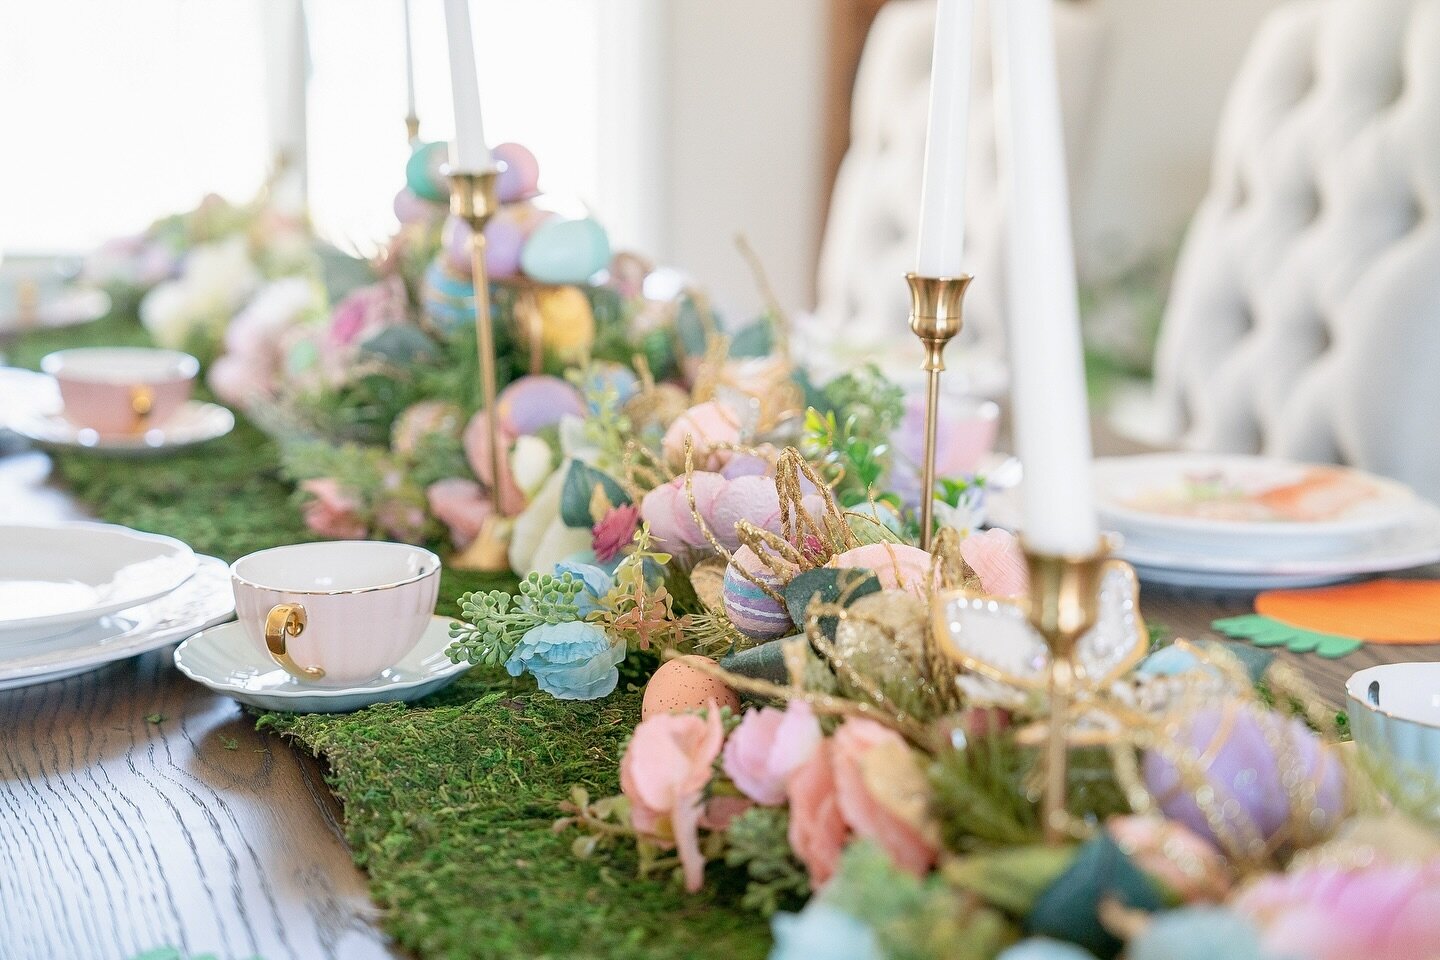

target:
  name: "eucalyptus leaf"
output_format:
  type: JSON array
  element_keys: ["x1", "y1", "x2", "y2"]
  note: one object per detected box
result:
[{"x1": 559, "y1": 460, "x2": 631, "y2": 528}]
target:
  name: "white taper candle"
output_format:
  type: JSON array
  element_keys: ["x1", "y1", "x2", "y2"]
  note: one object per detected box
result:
[
  {"x1": 915, "y1": 0, "x2": 975, "y2": 277},
  {"x1": 442, "y1": 0, "x2": 493, "y2": 170}
]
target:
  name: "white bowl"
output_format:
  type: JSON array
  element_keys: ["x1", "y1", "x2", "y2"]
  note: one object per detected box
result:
[
  {"x1": 0, "y1": 522, "x2": 197, "y2": 638},
  {"x1": 1346, "y1": 663, "x2": 1440, "y2": 805}
]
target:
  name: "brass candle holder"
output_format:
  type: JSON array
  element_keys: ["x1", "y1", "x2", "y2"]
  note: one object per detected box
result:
[
  {"x1": 405, "y1": 115, "x2": 421, "y2": 143},
  {"x1": 905, "y1": 273, "x2": 973, "y2": 550},
  {"x1": 1023, "y1": 540, "x2": 1107, "y2": 844},
  {"x1": 448, "y1": 166, "x2": 511, "y2": 572}
]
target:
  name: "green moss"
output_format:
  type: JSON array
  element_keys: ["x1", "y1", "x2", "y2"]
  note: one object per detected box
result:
[{"x1": 16, "y1": 316, "x2": 767, "y2": 959}]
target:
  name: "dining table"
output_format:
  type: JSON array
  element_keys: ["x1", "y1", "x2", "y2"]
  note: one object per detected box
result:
[{"x1": 1, "y1": 433, "x2": 1434, "y2": 960}]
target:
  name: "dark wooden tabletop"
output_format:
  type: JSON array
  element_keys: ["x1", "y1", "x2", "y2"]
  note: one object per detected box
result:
[{"x1": 0, "y1": 444, "x2": 1434, "y2": 960}]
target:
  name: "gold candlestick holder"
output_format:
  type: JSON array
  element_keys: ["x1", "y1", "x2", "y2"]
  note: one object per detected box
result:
[
  {"x1": 448, "y1": 167, "x2": 511, "y2": 572},
  {"x1": 1023, "y1": 540, "x2": 1106, "y2": 844},
  {"x1": 905, "y1": 273, "x2": 973, "y2": 550},
  {"x1": 405, "y1": 115, "x2": 421, "y2": 143}
]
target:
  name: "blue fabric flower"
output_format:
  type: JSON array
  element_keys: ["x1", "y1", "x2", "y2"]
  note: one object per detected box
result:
[
  {"x1": 1128, "y1": 907, "x2": 1276, "y2": 960},
  {"x1": 505, "y1": 621, "x2": 626, "y2": 700},
  {"x1": 554, "y1": 560, "x2": 615, "y2": 617},
  {"x1": 769, "y1": 903, "x2": 883, "y2": 960},
  {"x1": 997, "y1": 938, "x2": 1100, "y2": 960}
]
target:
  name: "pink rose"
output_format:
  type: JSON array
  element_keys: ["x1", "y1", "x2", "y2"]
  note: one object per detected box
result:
[
  {"x1": 1233, "y1": 861, "x2": 1440, "y2": 960},
  {"x1": 829, "y1": 544, "x2": 936, "y2": 596},
  {"x1": 830, "y1": 718, "x2": 938, "y2": 877},
  {"x1": 592, "y1": 503, "x2": 640, "y2": 563},
  {"x1": 327, "y1": 277, "x2": 407, "y2": 348},
  {"x1": 620, "y1": 704, "x2": 725, "y2": 892},
  {"x1": 786, "y1": 739, "x2": 849, "y2": 887},
  {"x1": 206, "y1": 354, "x2": 271, "y2": 408},
  {"x1": 661, "y1": 400, "x2": 743, "y2": 471},
  {"x1": 960, "y1": 528, "x2": 1028, "y2": 597},
  {"x1": 427, "y1": 478, "x2": 493, "y2": 549},
  {"x1": 299, "y1": 478, "x2": 367, "y2": 539},
  {"x1": 722, "y1": 702, "x2": 822, "y2": 805}
]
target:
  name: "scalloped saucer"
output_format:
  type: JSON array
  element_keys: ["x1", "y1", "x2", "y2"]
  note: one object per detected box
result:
[{"x1": 173, "y1": 615, "x2": 469, "y2": 713}]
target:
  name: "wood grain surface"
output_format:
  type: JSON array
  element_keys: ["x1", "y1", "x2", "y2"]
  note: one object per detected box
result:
[{"x1": 1, "y1": 436, "x2": 1436, "y2": 960}]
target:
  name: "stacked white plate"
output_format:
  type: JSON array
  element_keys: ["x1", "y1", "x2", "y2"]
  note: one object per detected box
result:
[
  {"x1": 992, "y1": 453, "x2": 1440, "y2": 590},
  {"x1": 0, "y1": 522, "x2": 234, "y2": 689}
]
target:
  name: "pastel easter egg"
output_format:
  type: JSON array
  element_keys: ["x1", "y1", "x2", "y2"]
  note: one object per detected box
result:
[
  {"x1": 405, "y1": 141, "x2": 451, "y2": 203},
  {"x1": 441, "y1": 215, "x2": 472, "y2": 273},
  {"x1": 708, "y1": 475, "x2": 782, "y2": 551},
  {"x1": 723, "y1": 545, "x2": 796, "y2": 640},
  {"x1": 533, "y1": 285, "x2": 595, "y2": 362},
  {"x1": 496, "y1": 374, "x2": 586, "y2": 436},
  {"x1": 641, "y1": 655, "x2": 740, "y2": 720},
  {"x1": 520, "y1": 217, "x2": 611, "y2": 285},
  {"x1": 582, "y1": 362, "x2": 639, "y2": 408},
  {"x1": 483, "y1": 210, "x2": 527, "y2": 279},
  {"x1": 462, "y1": 411, "x2": 526, "y2": 515},
  {"x1": 829, "y1": 544, "x2": 934, "y2": 597},
  {"x1": 493, "y1": 142, "x2": 540, "y2": 202},
  {"x1": 393, "y1": 187, "x2": 442, "y2": 226},
  {"x1": 666, "y1": 471, "x2": 727, "y2": 548},
  {"x1": 721, "y1": 453, "x2": 771, "y2": 480},
  {"x1": 1142, "y1": 702, "x2": 1347, "y2": 852},
  {"x1": 421, "y1": 257, "x2": 476, "y2": 333},
  {"x1": 662, "y1": 400, "x2": 744, "y2": 471}
]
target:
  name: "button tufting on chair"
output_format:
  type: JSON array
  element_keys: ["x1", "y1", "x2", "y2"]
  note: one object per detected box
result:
[{"x1": 1149, "y1": 0, "x2": 1440, "y2": 500}]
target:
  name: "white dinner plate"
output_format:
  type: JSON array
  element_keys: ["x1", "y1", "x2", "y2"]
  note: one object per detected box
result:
[
  {"x1": 0, "y1": 556, "x2": 233, "y2": 690},
  {"x1": 0, "y1": 367, "x2": 60, "y2": 430},
  {"x1": 0, "y1": 522, "x2": 197, "y2": 637},
  {"x1": 1094, "y1": 454, "x2": 1422, "y2": 557},
  {"x1": 174, "y1": 615, "x2": 470, "y2": 713},
  {"x1": 10, "y1": 400, "x2": 235, "y2": 455}
]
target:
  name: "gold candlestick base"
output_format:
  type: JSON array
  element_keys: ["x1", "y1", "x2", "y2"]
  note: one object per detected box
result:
[
  {"x1": 905, "y1": 273, "x2": 973, "y2": 550},
  {"x1": 447, "y1": 166, "x2": 509, "y2": 573},
  {"x1": 1023, "y1": 540, "x2": 1107, "y2": 844}
]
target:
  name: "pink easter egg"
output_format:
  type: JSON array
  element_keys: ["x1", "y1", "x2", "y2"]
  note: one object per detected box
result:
[
  {"x1": 493, "y1": 142, "x2": 541, "y2": 202},
  {"x1": 829, "y1": 543, "x2": 935, "y2": 596},
  {"x1": 708, "y1": 476, "x2": 783, "y2": 551},
  {"x1": 641, "y1": 655, "x2": 740, "y2": 720},
  {"x1": 442, "y1": 215, "x2": 473, "y2": 274},
  {"x1": 393, "y1": 187, "x2": 442, "y2": 226},
  {"x1": 461, "y1": 412, "x2": 525, "y2": 515}
]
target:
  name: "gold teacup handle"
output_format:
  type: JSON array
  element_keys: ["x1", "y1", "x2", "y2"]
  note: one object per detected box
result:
[
  {"x1": 264, "y1": 603, "x2": 325, "y2": 680},
  {"x1": 129, "y1": 385, "x2": 155, "y2": 429}
]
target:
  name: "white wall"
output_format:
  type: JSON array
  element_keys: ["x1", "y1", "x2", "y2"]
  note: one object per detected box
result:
[{"x1": 656, "y1": 0, "x2": 827, "y2": 321}]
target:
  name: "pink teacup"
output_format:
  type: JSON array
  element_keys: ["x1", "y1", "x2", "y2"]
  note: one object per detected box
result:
[
  {"x1": 230, "y1": 541, "x2": 441, "y2": 687},
  {"x1": 42, "y1": 347, "x2": 198, "y2": 435}
]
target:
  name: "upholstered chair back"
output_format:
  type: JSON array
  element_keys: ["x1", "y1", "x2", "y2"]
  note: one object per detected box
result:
[
  {"x1": 804, "y1": 0, "x2": 1103, "y2": 392},
  {"x1": 1151, "y1": 0, "x2": 1440, "y2": 498}
]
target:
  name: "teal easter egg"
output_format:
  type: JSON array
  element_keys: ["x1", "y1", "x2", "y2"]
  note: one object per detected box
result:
[
  {"x1": 405, "y1": 141, "x2": 450, "y2": 203},
  {"x1": 520, "y1": 218, "x2": 610, "y2": 285},
  {"x1": 722, "y1": 546, "x2": 795, "y2": 640},
  {"x1": 421, "y1": 258, "x2": 476, "y2": 333}
]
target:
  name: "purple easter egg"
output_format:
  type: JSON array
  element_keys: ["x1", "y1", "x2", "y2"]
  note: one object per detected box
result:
[
  {"x1": 394, "y1": 188, "x2": 441, "y2": 226},
  {"x1": 721, "y1": 453, "x2": 771, "y2": 480},
  {"x1": 483, "y1": 211, "x2": 527, "y2": 279},
  {"x1": 723, "y1": 546, "x2": 796, "y2": 640},
  {"x1": 493, "y1": 142, "x2": 540, "y2": 202},
  {"x1": 1143, "y1": 703, "x2": 1347, "y2": 851},
  {"x1": 495, "y1": 375, "x2": 586, "y2": 436},
  {"x1": 442, "y1": 215, "x2": 473, "y2": 274},
  {"x1": 708, "y1": 476, "x2": 782, "y2": 551}
]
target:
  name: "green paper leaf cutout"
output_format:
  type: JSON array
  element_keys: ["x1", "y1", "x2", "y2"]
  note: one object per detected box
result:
[
  {"x1": 783, "y1": 567, "x2": 882, "y2": 640},
  {"x1": 1025, "y1": 833, "x2": 1168, "y2": 959},
  {"x1": 559, "y1": 460, "x2": 630, "y2": 528},
  {"x1": 1211, "y1": 614, "x2": 1364, "y2": 659}
]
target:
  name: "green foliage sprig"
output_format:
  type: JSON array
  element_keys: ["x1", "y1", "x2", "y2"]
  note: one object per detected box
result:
[
  {"x1": 723, "y1": 807, "x2": 810, "y2": 916},
  {"x1": 447, "y1": 572, "x2": 586, "y2": 667}
]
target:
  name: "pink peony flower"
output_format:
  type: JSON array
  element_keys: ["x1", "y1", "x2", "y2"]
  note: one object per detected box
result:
[
  {"x1": 829, "y1": 543, "x2": 936, "y2": 596},
  {"x1": 620, "y1": 704, "x2": 726, "y2": 892},
  {"x1": 661, "y1": 400, "x2": 743, "y2": 471},
  {"x1": 708, "y1": 475, "x2": 783, "y2": 552},
  {"x1": 960, "y1": 528, "x2": 1028, "y2": 597},
  {"x1": 786, "y1": 739, "x2": 850, "y2": 887},
  {"x1": 592, "y1": 503, "x2": 640, "y2": 563},
  {"x1": 722, "y1": 702, "x2": 823, "y2": 806},
  {"x1": 830, "y1": 718, "x2": 938, "y2": 877},
  {"x1": 299, "y1": 478, "x2": 367, "y2": 539},
  {"x1": 427, "y1": 478, "x2": 493, "y2": 549},
  {"x1": 375, "y1": 499, "x2": 429, "y2": 544},
  {"x1": 1233, "y1": 860, "x2": 1440, "y2": 960},
  {"x1": 639, "y1": 473, "x2": 726, "y2": 550},
  {"x1": 327, "y1": 276, "x2": 407, "y2": 348}
]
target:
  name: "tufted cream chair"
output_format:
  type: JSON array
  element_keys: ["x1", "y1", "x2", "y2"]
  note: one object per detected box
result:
[
  {"x1": 799, "y1": 0, "x2": 1105, "y2": 394},
  {"x1": 1150, "y1": 0, "x2": 1440, "y2": 498}
]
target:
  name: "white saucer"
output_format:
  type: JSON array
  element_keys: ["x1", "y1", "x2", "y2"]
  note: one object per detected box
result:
[
  {"x1": 0, "y1": 287, "x2": 109, "y2": 333},
  {"x1": 0, "y1": 556, "x2": 234, "y2": 690},
  {"x1": 173, "y1": 615, "x2": 470, "y2": 713},
  {"x1": 10, "y1": 400, "x2": 235, "y2": 455},
  {"x1": 0, "y1": 521, "x2": 197, "y2": 637}
]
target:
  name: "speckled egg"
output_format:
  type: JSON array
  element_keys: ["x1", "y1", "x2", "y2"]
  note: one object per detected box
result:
[
  {"x1": 420, "y1": 257, "x2": 476, "y2": 333},
  {"x1": 520, "y1": 218, "x2": 611, "y2": 285},
  {"x1": 493, "y1": 142, "x2": 540, "y2": 202},
  {"x1": 496, "y1": 375, "x2": 586, "y2": 436},
  {"x1": 405, "y1": 141, "x2": 450, "y2": 203},
  {"x1": 641, "y1": 655, "x2": 740, "y2": 719},
  {"x1": 723, "y1": 546, "x2": 797, "y2": 640},
  {"x1": 533, "y1": 285, "x2": 595, "y2": 362}
]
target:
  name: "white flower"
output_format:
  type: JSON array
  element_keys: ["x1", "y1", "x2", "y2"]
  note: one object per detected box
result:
[{"x1": 139, "y1": 237, "x2": 260, "y2": 349}]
